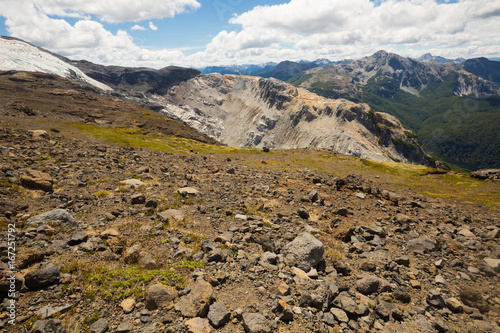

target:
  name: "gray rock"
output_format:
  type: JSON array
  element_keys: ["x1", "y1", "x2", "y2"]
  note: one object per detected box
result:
[
  {"x1": 407, "y1": 236, "x2": 437, "y2": 253},
  {"x1": 426, "y1": 289, "x2": 445, "y2": 309},
  {"x1": 207, "y1": 302, "x2": 230, "y2": 329},
  {"x1": 158, "y1": 209, "x2": 185, "y2": 222},
  {"x1": 131, "y1": 193, "x2": 146, "y2": 205},
  {"x1": 25, "y1": 262, "x2": 60, "y2": 290},
  {"x1": 330, "y1": 308, "x2": 349, "y2": 323},
  {"x1": 282, "y1": 233, "x2": 324, "y2": 268},
  {"x1": 333, "y1": 294, "x2": 357, "y2": 314},
  {"x1": 207, "y1": 248, "x2": 229, "y2": 263},
  {"x1": 308, "y1": 189, "x2": 320, "y2": 202},
  {"x1": 116, "y1": 322, "x2": 133, "y2": 333},
  {"x1": 36, "y1": 304, "x2": 72, "y2": 319},
  {"x1": 376, "y1": 301, "x2": 397, "y2": 319},
  {"x1": 123, "y1": 244, "x2": 142, "y2": 264},
  {"x1": 393, "y1": 287, "x2": 411, "y2": 303},
  {"x1": 145, "y1": 284, "x2": 177, "y2": 310},
  {"x1": 175, "y1": 279, "x2": 213, "y2": 318},
  {"x1": 297, "y1": 207, "x2": 309, "y2": 219},
  {"x1": 445, "y1": 297, "x2": 463, "y2": 313},
  {"x1": 178, "y1": 187, "x2": 200, "y2": 197},
  {"x1": 68, "y1": 232, "x2": 88, "y2": 246},
  {"x1": 26, "y1": 209, "x2": 77, "y2": 228},
  {"x1": 185, "y1": 317, "x2": 212, "y2": 333},
  {"x1": 260, "y1": 252, "x2": 278, "y2": 266},
  {"x1": 138, "y1": 252, "x2": 158, "y2": 269},
  {"x1": 242, "y1": 313, "x2": 272, "y2": 333},
  {"x1": 90, "y1": 318, "x2": 108, "y2": 333},
  {"x1": 31, "y1": 319, "x2": 66, "y2": 333},
  {"x1": 356, "y1": 274, "x2": 391, "y2": 295},
  {"x1": 483, "y1": 258, "x2": 500, "y2": 273}
]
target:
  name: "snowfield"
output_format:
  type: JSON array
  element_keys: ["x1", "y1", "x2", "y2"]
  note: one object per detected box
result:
[{"x1": 0, "y1": 37, "x2": 112, "y2": 91}]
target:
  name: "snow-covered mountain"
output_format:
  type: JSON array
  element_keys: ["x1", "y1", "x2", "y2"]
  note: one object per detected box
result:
[{"x1": 0, "y1": 36, "x2": 112, "y2": 91}]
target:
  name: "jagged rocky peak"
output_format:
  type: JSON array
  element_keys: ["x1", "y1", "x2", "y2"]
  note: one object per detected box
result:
[{"x1": 162, "y1": 73, "x2": 433, "y2": 166}]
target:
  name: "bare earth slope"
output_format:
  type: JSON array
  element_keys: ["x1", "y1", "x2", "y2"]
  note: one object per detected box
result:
[{"x1": 0, "y1": 70, "x2": 499, "y2": 333}]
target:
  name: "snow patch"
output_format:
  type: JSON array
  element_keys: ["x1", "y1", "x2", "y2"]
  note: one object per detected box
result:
[{"x1": 0, "y1": 37, "x2": 112, "y2": 91}]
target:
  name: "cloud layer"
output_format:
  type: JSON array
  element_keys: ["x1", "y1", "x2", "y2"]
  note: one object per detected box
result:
[{"x1": 0, "y1": 0, "x2": 499, "y2": 68}]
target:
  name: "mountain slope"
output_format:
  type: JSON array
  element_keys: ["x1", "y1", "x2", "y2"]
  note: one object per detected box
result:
[
  {"x1": 0, "y1": 36, "x2": 112, "y2": 92},
  {"x1": 291, "y1": 51, "x2": 500, "y2": 170},
  {"x1": 159, "y1": 73, "x2": 434, "y2": 165}
]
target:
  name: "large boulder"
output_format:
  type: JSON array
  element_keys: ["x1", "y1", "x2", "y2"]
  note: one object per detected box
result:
[
  {"x1": 175, "y1": 279, "x2": 213, "y2": 318},
  {"x1": 145, "y1": 284, "x2": 177, "y2": 310},
  {"x1": 24, "y1": 262, "x2": 60, "y2": 290},
  {"x1": 26, "y1": 209, "x2": 77, "y2": 228},
  {"x1": 282, "y1": 233, "x2": 324, "y2": 269}
]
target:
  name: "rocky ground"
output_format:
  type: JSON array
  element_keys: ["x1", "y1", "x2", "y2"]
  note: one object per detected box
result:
[{"x1": 0, "y1": 71, "x2": 499, "y2": 333}]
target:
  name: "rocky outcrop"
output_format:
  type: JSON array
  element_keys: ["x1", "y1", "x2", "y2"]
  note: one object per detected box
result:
[{"x1": 162, "y1": 74, "x2": 433, "y2": 165}]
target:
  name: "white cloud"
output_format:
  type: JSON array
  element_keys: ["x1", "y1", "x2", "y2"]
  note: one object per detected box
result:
[
  {"x1": 30, "y1": 0, "x2": 201, "y2": 23},
  {"x1": 149, "y1": 21, "x2": 158, "y2": 31},
  {"x1": 0, "y1": 0, "x2": 499, "y2": 68},
  {"x1": 131, "y1": 25, "x2": 146, "y2": 31}
]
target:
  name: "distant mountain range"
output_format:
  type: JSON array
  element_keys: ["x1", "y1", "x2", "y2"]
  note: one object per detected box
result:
[{"x1": 1, "y1": 35, "x2": 498, "y2": 170}]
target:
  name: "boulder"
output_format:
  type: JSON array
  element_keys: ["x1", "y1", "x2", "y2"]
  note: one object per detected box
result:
[
  {"x1": 282, "y1": 233, "x2": 324, "y2": 269},
  {"x1": 26, "y1": 209, "x2": 77, "y2": 228},
  {"x1": 178, "y1": 187, "x2": 200, "y2": 197},
  {"x1": 185, "y1": 318, "x2": 212, "y2": 333},
  {"x1": 89, "y1": 318, "x2": 108, "y2": 333},
  {"x1": 407, "y1": 236, "x2": 437, "y2": 253},
  {"x1": 356, "y1": 274, "x2": 391, "y2": 295},
  {"x1": 242, "y1": 313, "x2": 272, "y2": 333},
  {"x1": 207, "y1": 302, "x2": 230, "y2": 329},
  {"x1": 145, "y1": 284, "x2": 177, "y2": 310},
  {"x1": 20, "y1": 169, "x2": 53, "y2": 192},
  {"x1": 25, "y1": 262, "x2": 60, "y2": 290},
  {"x1": 175, "y1": 279, "x2": 213, "y2": 318},
  {"x1": 31, "y1": 319, "x2": 66, "y2": 333},
  {"x1": 158, "y1": 209, "x2": 185, "y2": 222}
]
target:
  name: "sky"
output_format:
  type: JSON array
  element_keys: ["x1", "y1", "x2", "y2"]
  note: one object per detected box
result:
[{"x1": 0, "y1": 0, "x2": 499, "y2": 69}]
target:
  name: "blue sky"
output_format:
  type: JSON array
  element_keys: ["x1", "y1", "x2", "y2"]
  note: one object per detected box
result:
[{"x1": 0, "y1": 0, "x2": 498, "y2": 68}]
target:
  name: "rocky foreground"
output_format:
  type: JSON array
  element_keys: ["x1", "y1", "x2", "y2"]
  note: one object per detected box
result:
[{"x1": 0, "y1": 128, "x2": 499, "y2": 333}]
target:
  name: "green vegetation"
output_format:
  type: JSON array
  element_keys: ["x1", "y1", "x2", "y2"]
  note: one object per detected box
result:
[
  {"x1": 71, "y1": 123, "x2": 272, "y2": 156},
  {"x1": 305, "y1": 71, "x2": 500, "y2": 170},
  {"x1": 287, "y1": 73, "x2": 313, "y2": 86},
  {"x1": 79, "y1": 312, "x2": 101, "y2": 333}
]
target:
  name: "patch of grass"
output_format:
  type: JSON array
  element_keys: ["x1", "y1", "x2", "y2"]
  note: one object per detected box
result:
[
  {"x1": 71, "y1": 123, "x2": 270, "y2": 155},
  {"x1": 25, "y1": 314, "x2": 42, "y2": 330},
  {"x1": 94, "y1": 190, "x2": 111, "y2": 198},
  {"x1": 79, "y1": 311, "x2": 101, "y2": 333}
]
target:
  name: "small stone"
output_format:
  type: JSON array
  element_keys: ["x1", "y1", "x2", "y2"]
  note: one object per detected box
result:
[
  {"x1": 426, "y1": 289, "x2": 445, "y2": 309},
  {"x1": 330, "y1": 308, "x2": 349, "y2": 323},
  {"x1": 30, "y1": 319, "x2": 66, "y2": 333},
  {"x1": 116, "y1": 322, "x2": 133, "y2": 333},
  {"x1": 68, "y1": 232, "x2": 88, "y2": 246},
  {"x1": 434, "y1": 259, "x2": 445, "y2": 268},
  {"x1": 407, "y1": 236, "x2": 437, "y2": 253},
  {"x1": 410, "y1": 280, "x2": 421, "y2": 289},
  {"x1": 158, "y1": 209, "x2": 185, "y2": 222},
  {"x1": 120, "y1": 297, "x2": 136, "y2": 314},
  {"x1": 393, "y1": 287, "x2": 411, "y2": 303},
  {"x1": 282, "y1": 233, "x2": 324, "y2": 268},
  {"x1": 483, "y1": 258, "x2": 500, "y2": 273},
  {"x1": 89, "y1": 318, "x2": 108, "y2": 333},
  {"x1": 207, "y1": 302, "x2": 230, "y2": 329},
  {"x1": 445, "y1": 297, "x2": 463, "y2": 313},
  {"x1": 291, "y1": 267, "x2": 311, "y2": 281},
  {"x1": 242, "y1": 313, "x2": 272, "y2": 333},
  {"x1": 356, "y1": 274, "x2": 391, "y2": 295},
  {"x1": 460, "y1": 288, "x2": 489, "y2": 313},
  {"x1": 435, "y1": 274, "x2": 446, "y2": 285},
  {"x1": 131, "y1": 193, "x2": 146, "y2": 205},
  {"x1": 355, "y1": 192, "x2": 366, "y2": 199},
  {"x1": 297, "y1": 207, "x2": 309, "y2": 219},
  {"x1": 394, "y1": 256, "x2": 410, "y2": 267},
  {"x1": 178, "y1": 187, "x2": 200, "y2": 197},
  {"x1": 185, "y1": 317, "x2": 212, "y2": 333}
]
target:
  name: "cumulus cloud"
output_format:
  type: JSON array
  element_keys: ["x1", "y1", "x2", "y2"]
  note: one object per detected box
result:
[
  {"x1": 149, "y1": 22, "x2": 158, "y2": 31},
  {"x1": 0, "y1": 0, "x2": 499, "y2": 68},
  {"x1": 131, "y1": 25, "x2": 146, "y2": 31}
]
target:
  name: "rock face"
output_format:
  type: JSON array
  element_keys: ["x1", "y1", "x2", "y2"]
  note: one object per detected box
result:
[
  {"x1": 162, "y1": 74, "x2": 431, "y2": 165},
  {"x1": 471, "y1": 169, "x2": 500, "y2": 181},
  {"x1": 282, "y1": 233, "x2": 324, "y2": 269}
]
